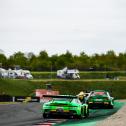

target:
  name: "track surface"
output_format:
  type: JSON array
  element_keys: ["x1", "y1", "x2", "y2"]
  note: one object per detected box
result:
[
  {"x1": 58, "y1": 101, "x2": 125, "y2": 126},
  {"x1": 0, "y1": 103, "x2": 42, "y2": 126},
  {"x1": 0, "y1": 101, "x2": 124, "y2": 126}
]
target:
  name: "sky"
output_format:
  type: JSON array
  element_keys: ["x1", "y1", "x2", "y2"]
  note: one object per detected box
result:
[{"x1": 0, "y1": 0, "x2": 126, "y2": 56}]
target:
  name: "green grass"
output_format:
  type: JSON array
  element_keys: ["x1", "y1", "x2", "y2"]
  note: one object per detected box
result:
[
  {"x1": 0, "y1": 79, "x2": 45, "y2": 96},
  {"x1": 0, "y1": 102, "x2": 17, "y2": 104},
  {"x1": 118, "y1": 76, "x2": 126, "y2": 80},
  {"x1": 0, "y1": 79, "x2": 126, "y2": 99},
  {"x1": 31, "y1": 71, "x2": 126, "y2": 79}
]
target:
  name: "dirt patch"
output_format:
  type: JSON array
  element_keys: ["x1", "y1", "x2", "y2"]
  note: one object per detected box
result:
[{"x1": 96, "y1": 101, "x2": 126, "y2": 126}]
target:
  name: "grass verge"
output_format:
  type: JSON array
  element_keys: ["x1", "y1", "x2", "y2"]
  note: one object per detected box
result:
[{"x1": 0, "y1": 79, "x2": 126, "y2": 99}]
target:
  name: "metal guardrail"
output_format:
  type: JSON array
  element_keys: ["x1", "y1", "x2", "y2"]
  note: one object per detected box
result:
[{"x1": 0, "y1": 95, "x2": 40, "y2": 102}]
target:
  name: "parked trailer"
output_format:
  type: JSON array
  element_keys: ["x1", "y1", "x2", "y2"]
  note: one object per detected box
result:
[{"x1": 57, "y1": 67, "x2": 80, "y2": 79}]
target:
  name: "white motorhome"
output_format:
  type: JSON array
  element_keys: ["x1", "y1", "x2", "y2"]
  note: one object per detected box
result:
[
  {"x1": 7, "y1": 69, "x2": 16, "y2": 79},
  {"x1": 14, "y1": 69, "x2": 33, "y2": 79},
  {"x1": 0, "y1": 68, "x2": 8, "y2": 78},
  {"x1": 0, "y1": 68, "x2": 33, "y2": 79},
  {"x1": 57, "y1": 67, "x2": 67, "y2": 79},
  {"x1": 57, "y1": 67, "x2": 80, "y2": 79},
  {"x1": 22, "y1": 70, "x2": 33, "y2": 79}
]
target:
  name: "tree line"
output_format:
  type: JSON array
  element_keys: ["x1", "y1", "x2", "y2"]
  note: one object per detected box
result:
[{"x1": 0, "y1": 50, "x2": 126, "y2": 71}]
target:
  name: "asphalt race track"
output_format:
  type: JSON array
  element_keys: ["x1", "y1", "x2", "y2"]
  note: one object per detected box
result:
[
  {"x1": 58, "y1": 101, "x2": 125, "y2": 126},
  {"x1": 0, "y1": 103, "x2": 42, "y2": 126},
  {"x1": 0, "y1": 101, "x2": 125, "y2": 126}
]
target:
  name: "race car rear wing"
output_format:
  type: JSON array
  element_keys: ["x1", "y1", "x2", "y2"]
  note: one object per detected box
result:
[{"x1": 43, "y1": 95, "x2": 77, "y2": 99}]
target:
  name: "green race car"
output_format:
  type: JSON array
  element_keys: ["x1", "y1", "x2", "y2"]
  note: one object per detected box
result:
[
  {"x1": 87, "y1": 90, "x2": 114, "y2": 109},
  {"x1": 42, "y1": 95, "x2": 89, "y2": 119}
]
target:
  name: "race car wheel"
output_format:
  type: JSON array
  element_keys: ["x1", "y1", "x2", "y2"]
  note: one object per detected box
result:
[
  {"x1": 79, "y1": 107, "x2": 85, "y2": 119},
  {"x1": 43, "y1": 113, "x2": 49, "y2": 118},
  {"x1": 109, "y1": 105, "x2": 114, "y2": 109},
  {"x1": 69, "y1": 115, "x2": 75, "y2": 119},
  {"x1": 84, "y1": 107, "x2": 89, "y2": 118}
]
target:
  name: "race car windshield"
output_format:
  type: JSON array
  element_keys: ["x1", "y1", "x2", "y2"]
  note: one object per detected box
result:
[{"x1": 91, "y1": 92, "x2": 106, "y2": 96}]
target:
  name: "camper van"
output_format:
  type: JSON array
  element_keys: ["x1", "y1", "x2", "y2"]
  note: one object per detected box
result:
[
  {"x1": 0, "y1": 68, "x2": 33, "y2": 79},
  {"x1": 0, "y1": 68, "x2": 8, "y2": 78},
  {"x1": 57, "y1": 67, "x2": 80, "y2": 79},
  {"x1": 14, "y1": 69, "x2": 33, "y2": 79}
]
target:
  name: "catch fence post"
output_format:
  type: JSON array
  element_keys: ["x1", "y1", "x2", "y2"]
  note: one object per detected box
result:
[{"x1": 12, "y1": 96, "x2": 15, "y2": 102}]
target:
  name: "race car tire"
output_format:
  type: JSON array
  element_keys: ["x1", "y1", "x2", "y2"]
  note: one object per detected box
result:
[
  {"x1": 109, "y1": 105, "x2": 114, "y2": 109},
  {"x1": 84, "y1": 107, "x2": 89, "y2": 118},
  {"x1": 79, "y1": 107, "x2": 85, "y2": 119},
  {"x1": 43, "y1": 113, "x2": 49, "y2": 118},
  {"x1": 88, "y1": 104, "x2": 93, "y2": 109},
  {"x1": 69, "y1": 115, "x2": 75, "y2": 119}
]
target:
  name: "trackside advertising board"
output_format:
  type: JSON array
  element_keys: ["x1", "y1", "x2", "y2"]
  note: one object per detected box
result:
[
  {"x1": 35, "y1": 89, "x2": 59, "y2": 102},
  {"x1": 14, "y1": 96, "x2": 40, "y2": 102}
]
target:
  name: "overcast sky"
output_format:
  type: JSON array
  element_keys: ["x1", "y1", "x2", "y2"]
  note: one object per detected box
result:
[{"x1": 0, "y1": 0, "x2": 126, "y2": 56}]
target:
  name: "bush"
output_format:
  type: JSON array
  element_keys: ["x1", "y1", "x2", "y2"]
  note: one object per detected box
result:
[{"x1": 31, "y1": 72, "x2": 56, "y2": 79}]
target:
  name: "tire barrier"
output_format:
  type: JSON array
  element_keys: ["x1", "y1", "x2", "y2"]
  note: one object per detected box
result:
[
  {"x1": 14, "y1": 96, "x2": 40, "y2": 102},
  {"x1": 0, "y1": 95, "x2": 12, "y2": 102}
]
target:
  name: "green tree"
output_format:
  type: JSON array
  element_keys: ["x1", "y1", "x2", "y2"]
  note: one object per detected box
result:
[
  {"x1": 8, "y1": 52, "x2": 28, "y2": 69},
  {"x1": 105, "y1": 50, "x2": 117, "y2": 70},
  {"x1": 50, "y1": 54, "x2": 58, "y2": 71},
  {"x1": 117, "y1": 52, "x2": 126, "y2": 70},
  {"x1": 32, "y1": 50, "x2": 51, "y2": 71},
  {"x1": 55, "y1": 51, "x2": 74, "y2": 69},
  {"x1": 0, "y1": 53, "x2": 7, "y2": 68},
  {"x1": 38, "y1": 50, "x2": 48, "y2": 60}
]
